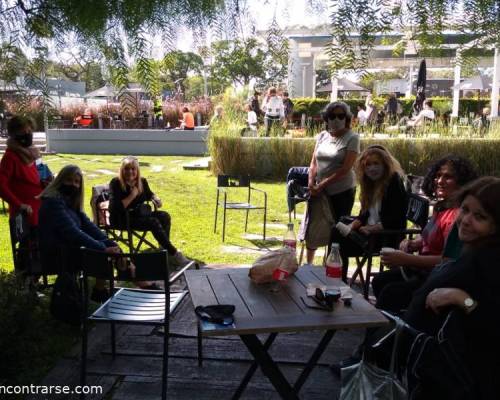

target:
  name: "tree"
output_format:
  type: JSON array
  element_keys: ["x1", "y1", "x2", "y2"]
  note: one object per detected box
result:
[
  {"x1": 210, "y1": 38, "x2": 266, "y2": 87},
  {"x1": 161, "y1": 51, "x2": 203, "y2": 93},
  {"x1": 261, "y1": 16, "x2": 289, "y2": 86}
]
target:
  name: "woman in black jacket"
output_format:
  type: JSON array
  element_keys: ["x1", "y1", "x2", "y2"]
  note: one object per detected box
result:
[
  {"x1": 332, "y1": 145, "x2": 407, "y2": 282},
  {"x1": 108, "y1": 156, "x2": 190, "y2": 266},
  {"x1": 403, "y1": 177, "x2": 500, "y2": 399}
]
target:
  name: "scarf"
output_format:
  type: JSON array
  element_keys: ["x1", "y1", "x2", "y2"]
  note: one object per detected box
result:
[{"x1": 6, "y1": 137, "x2": 40, "y2": 165}]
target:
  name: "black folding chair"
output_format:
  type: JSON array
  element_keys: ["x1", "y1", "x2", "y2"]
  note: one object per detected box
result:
[
  {"x1": 91, "y1": 184, "x2": 157, "y2": 253},
  {"x1": 79, "y1": 248, "x2": 197, "y2": 400},
  {"x1": 286, "y1": 166, "x2": 309, "y2": 222},
  {"x1": 349, "y1": 192, "x2": 430, "y2": 299},
  {"x1": 214, "y1": 175, "x2": 267, "y2": 242}
]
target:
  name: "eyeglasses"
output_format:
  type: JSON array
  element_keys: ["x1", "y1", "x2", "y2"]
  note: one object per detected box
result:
[{"x1": 329, "y1": 113, "x2": 347, "y2": 120}]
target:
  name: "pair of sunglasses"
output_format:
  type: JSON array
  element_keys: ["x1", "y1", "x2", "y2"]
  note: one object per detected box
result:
[
  {"x1": 329, "y1": 113, "x2": 346, "y2": 120},
  {"x1": 300, "y1": 288, "x2": 341, "y2": 311}
]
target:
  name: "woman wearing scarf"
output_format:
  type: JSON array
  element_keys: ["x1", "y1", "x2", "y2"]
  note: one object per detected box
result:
[{"x1": 0, "y1": 116, "x2": 42, "y2": 227}]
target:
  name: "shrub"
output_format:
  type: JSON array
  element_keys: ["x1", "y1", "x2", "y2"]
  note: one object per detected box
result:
[{"x1": 209, "y1": 136, "x2": 500, "y2": 179}]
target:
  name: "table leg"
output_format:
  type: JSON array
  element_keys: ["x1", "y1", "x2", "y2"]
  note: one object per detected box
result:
[
  {"x1": 232, "y1": 333, "x2": 277, "y2": 400},
  {"x1": 293, "y1": 329, "x2": 336, "y2": 392},
  {"x1": 239, "y1": 334, "x2": 300, "y2": 400}
]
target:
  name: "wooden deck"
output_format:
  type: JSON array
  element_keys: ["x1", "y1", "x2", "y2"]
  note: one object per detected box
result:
[{"x1": 30, "y1": 266, "x2": 369, "y2": 400}]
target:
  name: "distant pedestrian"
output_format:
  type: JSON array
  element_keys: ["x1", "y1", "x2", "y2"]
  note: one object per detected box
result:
[
  {"x1": 282, "y1": 91, "x2": 294, "y2": 128},
  {"x1": 262, "y1": 87, "x2": 284, "y2": 137}
]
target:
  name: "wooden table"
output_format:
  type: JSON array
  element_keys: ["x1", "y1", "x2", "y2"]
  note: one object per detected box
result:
[{"x1": 185, "y1": 265, "x2": 388, "y2": 399}]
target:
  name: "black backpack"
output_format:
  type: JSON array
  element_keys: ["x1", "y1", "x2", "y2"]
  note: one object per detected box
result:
[{"x1": 50, "y1": 272, "x2": 83, "y2": 326}]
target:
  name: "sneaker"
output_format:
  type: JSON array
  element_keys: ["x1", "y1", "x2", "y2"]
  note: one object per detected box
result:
[
  {"x1": 90, "y1": 287, "x2": 110, "y2": 303},
  {"x1": 173, "y1": 251, "x2": 191, "y2": 266}
]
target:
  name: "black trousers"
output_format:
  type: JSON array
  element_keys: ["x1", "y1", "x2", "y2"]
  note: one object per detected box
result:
[
  {"x1": 372, "y1": 268, "x2": 427, "y2": 313},
  {"x1": 129, "y1": 211, "x2": 177, "y2": 255}
]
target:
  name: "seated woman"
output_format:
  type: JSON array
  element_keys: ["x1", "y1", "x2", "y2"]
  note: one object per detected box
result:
[
  {"x1": 179, "y1": 106, "x2": 195, "y2": 130},
  {"x1": 332, "y1": 145, "x2": 407, "y2": 282},
  {"x1": 373, "y1": 155, "x2": 478, "y2": 313},
  {"x1": 108, "y1": 156, "x2": 190, "y2": 266},
  {"x1": 403, "y1": 177, "x2": 500, "y2": 399},
  {"x1": 38, "y1": 165, "x2": 121, "y2": 302}
]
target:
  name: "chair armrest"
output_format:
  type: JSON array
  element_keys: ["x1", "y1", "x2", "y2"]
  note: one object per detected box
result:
[
  {"x1": 249, "y1": 186, "x2": 266, "y2": 194},
  {"x1": 369, "y1": 228, "x2": 422, "y2": 237},
  {"x1": 169, "y1": 260, "x2": 198, "y2": 284}
]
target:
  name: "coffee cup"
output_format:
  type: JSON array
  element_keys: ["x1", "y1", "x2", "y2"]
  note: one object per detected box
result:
[
  {"x1": 380, "y1": 247, "x2": 395, "y2": 254},
  {"x1": 336, "y1": 221, "x2": 351, "y2": 237}
]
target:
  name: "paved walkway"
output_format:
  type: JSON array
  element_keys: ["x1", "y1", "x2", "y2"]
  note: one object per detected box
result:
[{"x1": 30, "y1": 265, "x2": 365, "y2": 400}]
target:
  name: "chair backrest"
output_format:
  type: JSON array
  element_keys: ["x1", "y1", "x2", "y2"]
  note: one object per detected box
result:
[
  {"x1": 406, "y1": 174, "x2": 425, "y2": 196},
  {"x1": 90, "y1": 184, "x2": 111, "y2": 227},
  {"x1": 80, "y1": 248, "x2": 170, "y2": 283},
  {"x1": 217, "y1": 175, "x2": 250, "y2": 188},
  {"x1": 406, "y1": 193, "x2": 430, "y2": 229}
]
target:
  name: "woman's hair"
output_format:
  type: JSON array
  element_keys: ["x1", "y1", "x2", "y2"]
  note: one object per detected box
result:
[
  {"x1": 182, "y1": 106, "x2": 189, "y2": 113},
  {"x1": 214, "y1": 104, "x2": 223, "y2": 114},
  {"x1": 119, "y1": 156, "x2": 143, "y2": 193},
  {"x1": 457, "y1": 177, "x2": 500, "y2": 245},
  {"x1": 355, "y1": 146, "x2": 404, "y2": 211},
  {"x1": 322, "y1": 101, "x2": 353, "y2": 129},
  {"x1": 268, "y1": 87, "x2": 277, "y2": 95},
  {"x1": 421, "y1": 155, "x2": 478, "y2": 199},
  {"x1": 41, "y1": 164, "x2": 84, "y2": 211},
  {"x1": 7, "y1": 115, "x2": 36, "y2": 137}
]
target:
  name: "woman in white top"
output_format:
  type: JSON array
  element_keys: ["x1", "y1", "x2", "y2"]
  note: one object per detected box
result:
[
  {"x1": 262, "y1": 87, "x2": 284, "y2": 137},
  {"x1": 306, "y1": 101, "x2": 360, "y2": 263}
]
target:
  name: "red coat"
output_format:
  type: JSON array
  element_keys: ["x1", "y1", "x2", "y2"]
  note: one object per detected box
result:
[{"x1": 0, "y1": 149, "x2": 43, "y2": 226}]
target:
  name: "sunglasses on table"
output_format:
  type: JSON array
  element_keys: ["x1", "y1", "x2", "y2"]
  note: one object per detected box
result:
[{"x1": 300, "y1": 288, "x2": 341, "y2": 311}]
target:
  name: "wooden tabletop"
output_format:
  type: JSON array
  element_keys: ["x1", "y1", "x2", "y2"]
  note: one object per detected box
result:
[{"x1": 185, "y1": 265, "x2": 388, "y2": 337}]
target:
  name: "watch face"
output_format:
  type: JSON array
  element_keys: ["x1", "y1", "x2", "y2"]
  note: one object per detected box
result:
[{"x1": 464, "y1": 298, "x2": 474, "y2": 307}]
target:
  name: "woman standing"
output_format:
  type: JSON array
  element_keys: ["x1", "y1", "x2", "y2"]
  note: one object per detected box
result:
[
  {"x1": 332, "y1": 145, "x2": 407, "y2": 281},
  {"x1": 108, "y1": 157, "x2": 190, "y2": 266},
  {"x1": 305, "y1": 101, "x2": 360, "y2": 264}
]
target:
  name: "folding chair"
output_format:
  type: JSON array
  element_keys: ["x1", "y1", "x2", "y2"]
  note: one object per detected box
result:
[
  {"x1": 349, "y1": 192, "x2": 430, "y2": 299},
  {"x1": 90, "y1": 184, "x2": 157, "y2": 253},
  {"x1": 286, "y1": 166, "x2": 309, "y2": 222},
  {"x1": 214, "y1": 175, "x2": 267, "y2": 242},
  {"x1": 79, "y1": 248, "x2": 197, "y2": 400}
]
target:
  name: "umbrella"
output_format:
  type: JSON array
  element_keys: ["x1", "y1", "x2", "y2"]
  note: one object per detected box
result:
[
  {"x1": 412, "y1": 59, "x2": 426, "y2": 115},
  {"x1": 452, "y1": 75, "x2": 492, "y2": 91},
  {"x1": 317, "y1": 78, "x2": 368, "y2": 92}
]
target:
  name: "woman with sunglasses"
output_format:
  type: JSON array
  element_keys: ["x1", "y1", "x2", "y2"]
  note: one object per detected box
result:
[
  {"x1": 305, "y1": 101, "x2": 360, "y2": 264},
  {"x1": 108, "y1": 157, "x2": 190, "y2": 267}
]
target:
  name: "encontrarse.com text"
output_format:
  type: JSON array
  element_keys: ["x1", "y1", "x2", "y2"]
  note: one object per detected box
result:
[{"x1": 0, "y1": 385, "x2": 103, "y2": 396}]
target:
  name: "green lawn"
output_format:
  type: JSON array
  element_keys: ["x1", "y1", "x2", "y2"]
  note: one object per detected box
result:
[{"x1": 0, "y1": 153, "x2": 315, "y2": 272}]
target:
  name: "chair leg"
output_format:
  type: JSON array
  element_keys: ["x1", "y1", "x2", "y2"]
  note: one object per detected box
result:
[
  {"x1": 111, "y1": 322, "x2": 116, "y2": 358},
  {"x1": 244, "y1": 208, "x2": 250, "y2": 232},
  {"x1": 197, "y1": 321, "x2": 203, "y2": 367},
  {"x1": 162, "y1": 320, "x2": 169, "y2": 400},
  {"x1": 214, "y1": 191, "x2": 219, "y2": 233},
  {"x1": 222, "y1": 205, "x2": 227, "y2": 242},
  {"x1": 80, "y1": 323, "x2": 88, "y2": 399},
  {"x1": 364, "y1": 255, "x2": 373, "y2": 299}
]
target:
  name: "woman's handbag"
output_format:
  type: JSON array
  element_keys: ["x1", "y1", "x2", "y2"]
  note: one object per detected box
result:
[
  {"x1": 340, "y1": 315, "x2": 408, "y2": 400},
  {"x1": 133, "y1": 203, "x2": 152, "y2": 218},
  {"x1": 303, "y1": 194, "x2": 335, "y2": 248}
]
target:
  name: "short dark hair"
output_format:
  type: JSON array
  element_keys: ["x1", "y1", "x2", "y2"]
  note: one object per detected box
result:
[
  {"x1": 421, "y1": 155, "x2": 478, "y2": 199},
  {"x1": 283, "y1": 91, "x2": 289, "y2": 97},
  {"x1": 7, "y1": 115, "x2": 36, "y2": 137},
  {"x1": 182, "y1": 106, "x2": 189, "y2": 112},
  {"x1": 424, "y1": 99, "x2": 433, "y2": 108}
]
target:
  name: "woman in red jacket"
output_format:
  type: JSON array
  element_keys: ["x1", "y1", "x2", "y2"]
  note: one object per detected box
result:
[{"x1": 0, "y1": 116, "x2": 42, "y2": 227}]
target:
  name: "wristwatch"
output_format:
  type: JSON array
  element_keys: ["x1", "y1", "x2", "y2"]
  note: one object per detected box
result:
[{"x1": 464, "y1": 297, "x2": 475, "y2": 311}]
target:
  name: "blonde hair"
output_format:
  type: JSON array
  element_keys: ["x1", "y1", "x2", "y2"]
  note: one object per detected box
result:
[
  {"x1": 119, "y1": 156, "x2": 143, "y2": 193},
  {"x1": 41, "y1": 164, "x2": 84, "y2": 211},
  {"x1": 355, "y1": 146, "x2": 404, "y2": 212}
]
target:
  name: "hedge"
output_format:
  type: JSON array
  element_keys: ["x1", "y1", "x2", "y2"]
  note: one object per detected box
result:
[
  {"x1": 291, "y1": 97, "x2": 495, "y2": 119},
  {"x1": 209, "y1": 136, "x2": 500, "y2": 180}
]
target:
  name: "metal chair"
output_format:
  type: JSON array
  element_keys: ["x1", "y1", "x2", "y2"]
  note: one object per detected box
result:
[
  {"x1": 214, "y1": 175, "x2": 267, "y2": 242},
  {"x1": 349, "y1": 192, "x2": 430, "y2": 299},
  {"x1": 90, "y1": 184, "x2": 157, "y2": 253},
  {"x1": 286, "y1": 166, "x2": 309, "y2": 222},
  {"x1": 79, "y1": 248, "x2": 196, "y2": 400}
]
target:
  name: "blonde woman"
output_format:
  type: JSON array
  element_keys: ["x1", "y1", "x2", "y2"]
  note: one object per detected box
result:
[
  {"x1": 108, "y1": 157, "x2": 189, "y2": 266},
  {"x1": 332, "y1": 145, "x2": 408, "y2": 281},
  {"x1": 38, "y1": 164, "x2": 120, "y2": 302}
]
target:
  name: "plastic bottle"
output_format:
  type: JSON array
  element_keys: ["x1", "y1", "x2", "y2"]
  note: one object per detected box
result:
[
  {"x1": 283, "y1": 223, "x2": 297, "y2": 250},
  {"x1": 325, "y1": 243, "x2": 342, "y2": 278}
]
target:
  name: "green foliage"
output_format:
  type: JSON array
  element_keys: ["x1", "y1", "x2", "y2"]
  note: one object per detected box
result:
[
  {"x1": 210, "y1": 136, "x2": 500, "y2": 179},
  {"x1": 210, "y1": 38, "x2": 266, "y2": 86},
  {"x1": 262, "y1": 16, "x2": 289, "y2": 86},
  {"x1": 161, "y1": 51, "x2": 204, "y2": 94}
]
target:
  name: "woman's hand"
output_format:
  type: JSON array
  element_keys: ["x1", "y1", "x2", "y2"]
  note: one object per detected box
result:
[
  {"x1": 350, "y1": 219, "x2": 362, "y2": 231},
  {"x1": 425, "y1": 288, "x2": 471, "y2": 314},
  {"x1": 130, "y1": 186, "x2": 139, "y2": 199},
  {"x1": 359, "y1": 223, "x2": 382, "y2": 235},
  {"x1": 19, "y1": 204, "x2": 33, "y2": 215},
  {"x1": 399, "y1": 238, "x2": 422, "y2": 253},
  {"x1": 105, "y1": 246, "x2": 122, "y2": 254},
  {"x1": 380, "y1": 250, "x2": 413, "y2": 267},
  {"x1": 152, "y1": 196, "x2": 162, "y2": 208}
]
